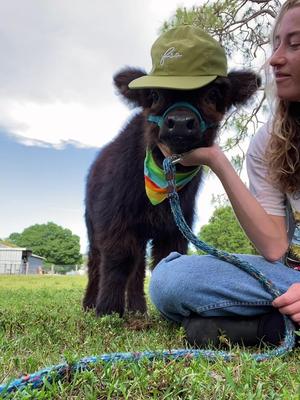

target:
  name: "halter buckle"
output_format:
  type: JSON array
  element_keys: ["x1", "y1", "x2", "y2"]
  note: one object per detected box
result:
[{"x1": 170, "y1": 154, "x2": 183, "y2": 164}]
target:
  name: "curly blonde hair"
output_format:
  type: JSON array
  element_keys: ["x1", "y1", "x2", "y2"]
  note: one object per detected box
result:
[{"x1": 266, "y1": 0, "x2": 300, "y2": 195}]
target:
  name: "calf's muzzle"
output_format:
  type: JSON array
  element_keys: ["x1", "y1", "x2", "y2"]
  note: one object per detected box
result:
[{"x1": 148, "y1": 102, "x2": 216, "y2": 153}]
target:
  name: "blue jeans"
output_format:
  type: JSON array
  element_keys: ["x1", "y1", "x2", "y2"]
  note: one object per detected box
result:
[{"x1": 149, "y1": 252, "x2": 300, "y2": 323}]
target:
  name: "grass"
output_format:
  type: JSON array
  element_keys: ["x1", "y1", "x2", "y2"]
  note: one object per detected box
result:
[{"x1": 0, "y1": 275, "x2": 300, "y2": 399}]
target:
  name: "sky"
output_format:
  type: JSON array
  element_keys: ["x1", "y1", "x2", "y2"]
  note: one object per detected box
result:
[{"x1": 0, "y1": 0, "x2": 227, "y2": 253}]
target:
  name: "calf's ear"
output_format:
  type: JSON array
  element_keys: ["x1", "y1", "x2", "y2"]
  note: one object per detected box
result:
[
  {"x1": 113, "y1": 67, "x2": 152, "y2": 108},
  {"x1": 227, "y1": 70, "x2": 262, "y2": 106}
]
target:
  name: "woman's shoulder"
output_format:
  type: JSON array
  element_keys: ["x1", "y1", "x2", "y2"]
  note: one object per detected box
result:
[{"x1": 247, "y1": 122, "x2": 271, "y2": 160}]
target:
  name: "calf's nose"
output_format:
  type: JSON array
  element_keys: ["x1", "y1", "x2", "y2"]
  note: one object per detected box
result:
[{"x1": 165, "y1": 115, "x2": 198, "y2": 136}]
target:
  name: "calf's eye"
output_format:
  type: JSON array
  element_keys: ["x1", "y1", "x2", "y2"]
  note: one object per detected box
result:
[
  {"x1": 151, "y1": 90, "x2": 160, "y2": 104},
  {"x1": 206, "y1": 88, "x2": 220, "y2": 103}
]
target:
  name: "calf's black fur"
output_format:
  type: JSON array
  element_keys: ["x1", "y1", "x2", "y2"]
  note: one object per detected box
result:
[{"x1": 83, "y1": 67, "x2": 261, "y2": 317}]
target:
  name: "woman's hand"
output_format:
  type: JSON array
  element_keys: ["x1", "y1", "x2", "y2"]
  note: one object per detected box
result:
[
  {"x1": 157, "y1": 143, "x2": 225, "y2": 169},
  {"x1": 272, "y1": 283, "x2": 300, "y2": 324}
]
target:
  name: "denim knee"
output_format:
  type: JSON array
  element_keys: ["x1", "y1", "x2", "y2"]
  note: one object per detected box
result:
[
  {"x1": 149, "y1": 252, "x2": 300, "y2": 323},
  {"x1": 150, "y1": 252, "x2": 188, "y2": 322}
]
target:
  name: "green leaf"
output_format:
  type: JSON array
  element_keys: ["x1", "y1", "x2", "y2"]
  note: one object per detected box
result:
[{"x1": 7, "y1": 222, "x2": 82, "y2": 265}]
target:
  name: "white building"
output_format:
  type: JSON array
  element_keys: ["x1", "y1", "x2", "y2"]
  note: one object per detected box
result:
[{"x1": 0, "y1": 244, "x2": 45, "y2": 274}]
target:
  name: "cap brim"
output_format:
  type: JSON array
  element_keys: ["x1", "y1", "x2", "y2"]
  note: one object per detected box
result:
[{"x1": 128, "y1": 75, "x2": 218, "y2": 90}]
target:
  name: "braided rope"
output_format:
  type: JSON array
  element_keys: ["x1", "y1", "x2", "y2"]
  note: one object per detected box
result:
[
  {"x1": 0, "y1": 349, "x2": 237, "y2": 395},
  {"x1": 162, "y1": 157, "x2": 295, "y2": 354},
  {"x1": 0, "y1": 157, "x2": 295, "y2": 396},
  {"x1": 0, "y1": 336, "x2": 294, "y2": 396}
]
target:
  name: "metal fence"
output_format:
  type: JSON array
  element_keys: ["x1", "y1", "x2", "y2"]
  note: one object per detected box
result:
[
  {"x1": 0, "y1": 261, "x2": 85, "y2": 275},
  {"x1": 0, "y1": 262, "x2": 23, "y2": 274}
]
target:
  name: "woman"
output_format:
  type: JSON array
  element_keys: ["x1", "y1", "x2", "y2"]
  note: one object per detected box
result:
[{"x1": 150, "y1": 0, "x2": 300, "y2": 347}]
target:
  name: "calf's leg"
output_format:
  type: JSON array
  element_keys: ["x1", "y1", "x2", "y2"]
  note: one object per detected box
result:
[
  {"x1": 83, "y1": 247, "x2": 101, "y2": 310},
  {"x1": 96, "y1": 251, "x2": 136, "y2": 317},
  {"x1": 126, "y1": 250, "x2": 147, "y2": 314},
  {"x1": 151, "y1": 235, "x2": 188, "y2": 269}
]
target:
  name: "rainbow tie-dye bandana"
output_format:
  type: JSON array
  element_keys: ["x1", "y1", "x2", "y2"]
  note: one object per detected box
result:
[{"x1": 144, "y1": 149, "x2": 200, "y2": 205}]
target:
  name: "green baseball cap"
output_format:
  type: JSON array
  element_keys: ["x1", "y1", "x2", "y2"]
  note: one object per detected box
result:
[{"x1": 129, "y1": 25, "x2": 227, "y2": 90}]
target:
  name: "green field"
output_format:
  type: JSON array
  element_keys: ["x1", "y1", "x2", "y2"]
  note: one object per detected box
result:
[{"x1": 0, "y1": 275, "x2": 300, "y2": 399}]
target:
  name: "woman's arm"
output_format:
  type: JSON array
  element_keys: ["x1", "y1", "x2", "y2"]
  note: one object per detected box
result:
[{"x1": 159, "y1": 143, "x2": 289, "y2": 261}]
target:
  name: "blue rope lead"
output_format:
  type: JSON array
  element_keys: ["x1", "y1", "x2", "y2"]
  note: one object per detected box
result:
[
  {"x1": 0, "y1": 349, "x2": 234, "y2": 395},
  {"x1": 162, "y1": 156, "x2": 295, "y2": 355},
  {"x1": 0, "y1": 338, "x2": 294, "y2": 396},
  {"x1": 0, "y1": 158, "x2": 296, "y2": 396}
]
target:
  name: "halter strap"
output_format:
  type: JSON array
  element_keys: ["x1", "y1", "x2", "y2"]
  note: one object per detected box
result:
[{"x1": 148, "y1": 101, "x2": 216, "y2": 132}]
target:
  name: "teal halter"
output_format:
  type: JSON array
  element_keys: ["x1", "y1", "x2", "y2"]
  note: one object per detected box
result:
[{"x1": 147, "y1": 101, "x2": 216, "y2": 133}]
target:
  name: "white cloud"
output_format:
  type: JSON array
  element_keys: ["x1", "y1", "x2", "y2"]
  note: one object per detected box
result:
[
  {"x1": 5, "y1": 100, "x2": 131, "y2": 148},
  {"x1": 0, "y1": 0, "x2": 203, "y2": 148}
]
